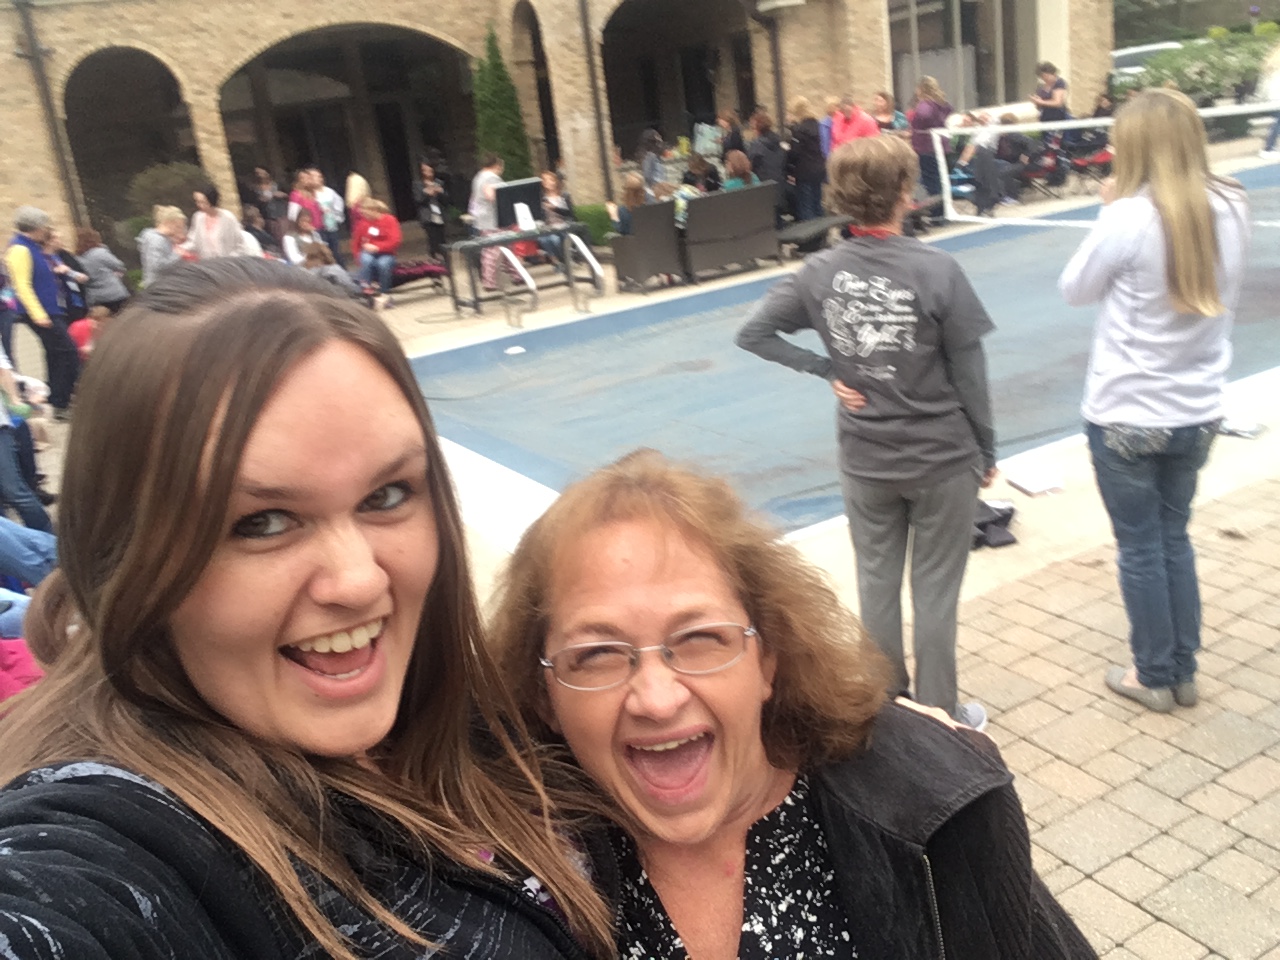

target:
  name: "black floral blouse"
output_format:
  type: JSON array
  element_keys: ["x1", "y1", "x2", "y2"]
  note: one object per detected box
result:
[{"x1": 612, "y1": 776, "x2": 860, "y2": 959}]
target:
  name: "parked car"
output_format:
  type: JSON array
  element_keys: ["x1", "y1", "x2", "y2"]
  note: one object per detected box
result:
[{"x1": 1111, "y1": 41, "x2": 1185, "y2": 76}]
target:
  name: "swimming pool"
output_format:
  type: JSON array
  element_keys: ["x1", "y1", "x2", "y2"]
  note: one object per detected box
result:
[{"x1": 415, "y1": 163, "x2": 1280, "y2": 534}]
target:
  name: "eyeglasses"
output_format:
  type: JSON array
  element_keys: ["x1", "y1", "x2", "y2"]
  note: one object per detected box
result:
[{"x1": 540, "y1": 622, "x2": 757, "y2": 691}]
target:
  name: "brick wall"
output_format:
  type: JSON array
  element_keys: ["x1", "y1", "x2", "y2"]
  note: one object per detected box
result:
[{"x1": 0, "y1": 0, "x2": 1116, "y2": 222}]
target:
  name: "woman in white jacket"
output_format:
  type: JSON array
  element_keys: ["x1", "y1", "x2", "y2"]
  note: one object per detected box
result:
[
  {"x1": 1260, "y1": 42, "x2": 1280, "y2": 158},
  {"x1": 1059, "y1": 89, "x2": 1250, "y2": 713},
  {"x1": 189, "y1": 185, "x2": 245, "y2": 259}
]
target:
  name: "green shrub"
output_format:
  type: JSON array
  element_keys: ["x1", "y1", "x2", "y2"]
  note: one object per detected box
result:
[
  {"x1": 125, "y1": 269, "x2": 143, "y2": 292},
  {"x1": 1140, "y1": 33, "x2": 1275, "y2": 98},
  {"x1": 126, "y1": 162, "x2": 209, "y2": 218},
  {"x1": 122, "y1": 215, "x2": 152, "y2": 240},
  {"x1": 1255, "y1": 21, "x2": 1280, "y2": 38},
  {"x1": 574, "y1": 203, "x2": 613, "y2": 246},
  {"x1": 473, "y1": 26, "x2": 534, "y2": 180},
  {"x1": 1207, "y1": 25, "x2": 1231, "y2": 40}
]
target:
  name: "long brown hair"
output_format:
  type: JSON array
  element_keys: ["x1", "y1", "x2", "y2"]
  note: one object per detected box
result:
[
  {"x1": 490, "y1": 449, "x2": 888, "y2": 774},
  {"x1": 0, "y1": 259, "x2": 612, "y2": 958},
  {"x1": 1111, "y1": 88, "x2": 1242, "y2": 316}
]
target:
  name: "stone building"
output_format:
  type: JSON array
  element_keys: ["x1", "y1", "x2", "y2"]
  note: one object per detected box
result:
[{"x1": 1, "y1": 0, "x2": 1110, "y2": 236}]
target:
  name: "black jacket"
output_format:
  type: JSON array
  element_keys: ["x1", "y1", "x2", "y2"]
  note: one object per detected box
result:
[
  {"x1": 747, "y1": 130, "x2": 787, "y2": 186},
  {"x1": 589, "y1": 704, "x2": 1095, "y2": 959},
  {"x1": 789, "y1": 117, "x2": 826, "y2": 183},
  {"x1": 0, "y1": 763, "x2": 593, "y2": 960}
]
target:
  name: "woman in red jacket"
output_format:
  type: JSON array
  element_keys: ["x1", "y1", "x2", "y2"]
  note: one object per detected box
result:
[{"x1": 352, "y1": 198, "x2": 402, "y2": 305}]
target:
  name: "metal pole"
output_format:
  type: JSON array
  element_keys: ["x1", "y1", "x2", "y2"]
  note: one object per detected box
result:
[
  {"x1": 768, "y1": 15, "x2": 783, "y2": 125},
  {"x1": 14, "y1": 0, "x2": 85, "y2": 226},
  {"x1": 577, "y1": 0, "x2": 613, "y2": 198},
  {"x1": 951, "y1": 0, "x2": 964, "y2": 109},
  {"x1": 908, "y1": 0, "x2": 921, "y2": 87},
  {"x1": 993, "y1": 0, "x2": 1006, "y2": 104},
  {"x1": 741, "y1": 2, "x2": 782, "y2": 128}
]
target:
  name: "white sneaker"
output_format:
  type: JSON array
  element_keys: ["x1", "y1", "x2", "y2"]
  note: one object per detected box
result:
[
  {"x1": 954, "y1": 701, "x2": 989, "y2": 733},
  {"x1": 1260, "y1": 149, "x2": 1280, "y2": 160}
]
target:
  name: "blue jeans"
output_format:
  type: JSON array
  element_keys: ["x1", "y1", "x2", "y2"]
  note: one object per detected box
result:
[
  {"x1": 0, "y1": 429, "x2": 50, "y2": 532},
  {"x1": 321, "y1": 230, "x2": 347, "y2": 268},
  {"x1": 11, "y1": 419, "x2": 37, "y2": 491},
  {"x1": 19, "y1": 314, "x2": 79, "y2": 411},
  {"x1": 795, "y1": 180, "x2": 824, "y2": 221},
  {"x1": 0, "y1": 588, "x2": 30, "y2": 638},
  {"x1": 918, "y1": 153, "x2": 943, "y2": 216},
  {"x1": 1087, "y1": 421, "x2": 1215, "y2": 688},
  {"x1": 538, "y1": 233, "x2": 566, "y2": 266},
  {"x1": 1265, "y1": 112, "x2": 1279, "y2": 152},
  {"x1": 0, "y1": 516, "x2": 56, "y2": 584},
  {"x1": 358, "y1": 253, "x2": 395, "y2": 295},
  {"x1": 0, "y1": 310, "x2": 14, "y2": 368}
]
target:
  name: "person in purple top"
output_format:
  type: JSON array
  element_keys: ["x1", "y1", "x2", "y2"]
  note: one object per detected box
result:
[{"x1": 909, "y1": 76, "x2": 953, "y2": 217}]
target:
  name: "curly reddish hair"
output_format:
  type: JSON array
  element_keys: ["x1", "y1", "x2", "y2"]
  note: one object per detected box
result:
[{"x1": 490, "y1": 449, "x2": 889, "y2": 772}]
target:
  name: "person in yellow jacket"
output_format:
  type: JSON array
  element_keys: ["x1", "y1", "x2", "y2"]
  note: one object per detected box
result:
[{"x1": 4, "y1": 207, "x2": 79, "y2": 420}]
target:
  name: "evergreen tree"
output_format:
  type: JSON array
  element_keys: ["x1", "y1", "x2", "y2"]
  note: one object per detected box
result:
[{"x1": 473, "y1": 25, "x2": 534, "y2": 180}]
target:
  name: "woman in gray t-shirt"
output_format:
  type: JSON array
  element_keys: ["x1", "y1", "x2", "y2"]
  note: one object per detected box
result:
[{"x1": 737, "y1": 135, "x2": 996, "y2": 733}]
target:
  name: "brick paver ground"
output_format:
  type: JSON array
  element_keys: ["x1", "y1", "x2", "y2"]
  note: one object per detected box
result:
[{"x1": 959, "y1": 477, "x2": 1280, "y2": 960}]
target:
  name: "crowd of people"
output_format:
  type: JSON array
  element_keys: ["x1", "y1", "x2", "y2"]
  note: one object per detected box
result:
[
  {"x1": 0, "y1": 68, "x2": 1259, "y2": 960},
  {"x1": 605, "y1": 75, "x2": 989, "y2": 235},
  {"x1": 112, "y1": 165, "x2": 414, "y2": 308}
]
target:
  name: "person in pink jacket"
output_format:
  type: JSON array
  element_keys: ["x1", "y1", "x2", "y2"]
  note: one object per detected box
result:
[
  {"x1": 829, "y1": 96, "x2": 880, "y2": 151},
  {"x1": 0, "y1": 638, "x2": 40, "y2": 703}
]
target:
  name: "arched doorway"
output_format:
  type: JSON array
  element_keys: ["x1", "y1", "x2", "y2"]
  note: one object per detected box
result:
[
  {"x1": 602, "y1": 0, "x2": 754, "y2": 159},
  {"x1": 64, "y1": 47, "x2": 196, "y2": 228},
  {"x1": 220, "y1": 25, "x2": 476, "y2": 221},
  {"x1": 511, "y1": 1, "x2": 561, "y2": 171}
]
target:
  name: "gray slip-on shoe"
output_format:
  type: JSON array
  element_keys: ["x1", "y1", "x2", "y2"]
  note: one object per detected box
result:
[
  {"x1": 1105, "y1": 665, "x2": 1175, "y2": 713},
  {"x1": 1173, "y1": 680, "x2": 1198, "y2": 708}
]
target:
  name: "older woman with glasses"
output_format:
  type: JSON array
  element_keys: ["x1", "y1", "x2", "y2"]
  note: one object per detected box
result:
[{"x1": 493, "y1": 449, "x2": 1095, "y2": 960}]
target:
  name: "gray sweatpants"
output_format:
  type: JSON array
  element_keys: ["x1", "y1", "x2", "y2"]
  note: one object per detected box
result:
[{"x1": 841, "y1": 467, "x2": 980, "y2": 716}]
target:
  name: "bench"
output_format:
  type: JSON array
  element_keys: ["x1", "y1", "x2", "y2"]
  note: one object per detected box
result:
[
  {"x1": 610, "y1": 201, "x2": 683, "y2": 292},
  {"x1": 777, "y1": 214, "x2": 855, "y2": 257},
  {"x1": 682, "y1": 183, "x2": 782, "y2": 281}
]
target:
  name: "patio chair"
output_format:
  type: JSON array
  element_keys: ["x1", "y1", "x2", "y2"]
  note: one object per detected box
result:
[
  {"x1": 610, "y1": 201, "x2": 683, "y2": 292},
  {"x1": 682, "y1": 183, "x2": 781, "y2": 280}
]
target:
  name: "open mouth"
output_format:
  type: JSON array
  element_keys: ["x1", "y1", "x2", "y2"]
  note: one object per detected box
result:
[
  {"x1": 625, "y1": 732, "x2": 714, "y2": 794},
  {"x1": 280, "y1": 618, "x2": 385, "y2": 681}
]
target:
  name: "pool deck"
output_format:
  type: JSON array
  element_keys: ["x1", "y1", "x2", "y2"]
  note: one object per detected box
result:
[{"x1": 20, "y1": 143, "x2": 1280, "y2": 959}]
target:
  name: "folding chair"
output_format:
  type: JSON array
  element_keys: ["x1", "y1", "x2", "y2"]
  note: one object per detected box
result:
[{"x1": 1019, "y1": 144, "x2": 1068, "y2": 200}]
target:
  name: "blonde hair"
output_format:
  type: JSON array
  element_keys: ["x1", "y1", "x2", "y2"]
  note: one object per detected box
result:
[
  {"x1": 824, "y1": 95, "x2": 841, "y2": 113},
  {"x1": 619, "y1": 171, "x2": 646, "y2": 210},
  {"x1": 789, "y1": 96, "x2": 818, "y2": 122},
  {"x1": 490, "y1": 449, "x2": 888, "y2": 773},
  {"x1": 1112, "y1": 89, "x2": 1240, "y2": 316},
  {"x1": 916, "y1": 75, "x2": 947, "y2": 104},
  {"x1": 360, "y1": 198, "x2": 389, "y2": 217},
  {"x1": 828, "y1": 135, "x2": 919, "y2": 225},
  {"x1": 152, "y1": 204, "x2": 186, "y2": 227},
  {"x1": 345, "y1": 172, "x2": 371, "y2": 210}
]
